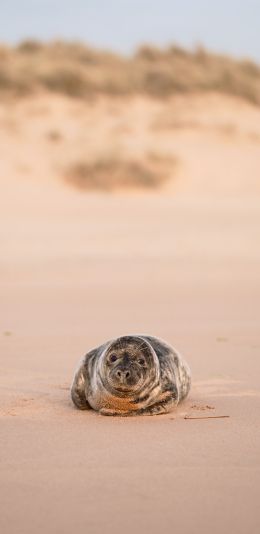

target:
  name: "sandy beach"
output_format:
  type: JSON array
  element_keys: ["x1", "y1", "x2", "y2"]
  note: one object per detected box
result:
[{"x1": 1, "y1": 92, "x2": 260, "y2": 534}]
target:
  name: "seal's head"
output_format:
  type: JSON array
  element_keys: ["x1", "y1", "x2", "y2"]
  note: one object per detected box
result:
[{"x1": 99, "y1": 335, "x2": 159, "y2": 396}]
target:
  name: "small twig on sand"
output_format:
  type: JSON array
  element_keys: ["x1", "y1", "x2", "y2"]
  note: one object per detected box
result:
[{"x1": 184, "y1": 415, "x2": 230, "y2": 420}]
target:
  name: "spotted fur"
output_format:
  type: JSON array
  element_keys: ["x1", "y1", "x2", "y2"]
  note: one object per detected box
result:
[{"x1": 71, "y1": 335, "x2": 191, "y2": 416}]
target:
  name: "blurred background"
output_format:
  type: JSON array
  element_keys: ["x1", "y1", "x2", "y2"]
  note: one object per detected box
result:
[{"x1": 1, "y1": 0, "x2": 260, "y2": 377}]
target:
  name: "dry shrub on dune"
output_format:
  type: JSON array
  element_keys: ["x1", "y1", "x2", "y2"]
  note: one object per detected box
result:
[
  {"x1": 0, "y1": 40, "x2": 260, "y2": 104},
  {"x1": 65, "y1": 155, "x2": 175, "y2": 191}
]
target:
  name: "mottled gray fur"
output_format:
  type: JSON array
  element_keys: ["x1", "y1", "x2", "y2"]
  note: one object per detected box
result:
[{"x1": 71, "y1": 335, "x2": 191, "y2": 416}]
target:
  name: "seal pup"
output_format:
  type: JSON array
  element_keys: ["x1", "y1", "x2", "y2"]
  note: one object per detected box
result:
[{"x1": 71, "y1": 335, "x2": 191, "y2": 416}]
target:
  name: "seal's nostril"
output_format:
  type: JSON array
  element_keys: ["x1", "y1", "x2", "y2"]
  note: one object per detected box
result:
[{"x1": 116, "y1": 369, "x2": 130, "y2": 381}]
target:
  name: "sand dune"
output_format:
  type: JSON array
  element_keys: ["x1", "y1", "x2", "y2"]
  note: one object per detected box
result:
[{"x1": 1, "y1": 92, "x2": 260, "y2": 195}]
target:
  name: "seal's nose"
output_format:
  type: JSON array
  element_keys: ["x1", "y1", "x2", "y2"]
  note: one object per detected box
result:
[{"x1": 116, "y1": 369, "x2": 130, "y2": 381}]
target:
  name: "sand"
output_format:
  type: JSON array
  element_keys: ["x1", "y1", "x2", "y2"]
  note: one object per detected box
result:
[{"x1": 1, "y1": 93, "x2": 260, "y2": 534}]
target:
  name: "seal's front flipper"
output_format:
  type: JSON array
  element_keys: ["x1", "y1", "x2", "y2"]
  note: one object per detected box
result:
[
  {"x1": 137, "y1": 395, "x2": 177, "y2": 416},
  {"x1": 137, "y1": 404, "x2": 170, "y2": 416},
  {"x1": 71, "y1": 363, "x2": 91, "y2": 410}
]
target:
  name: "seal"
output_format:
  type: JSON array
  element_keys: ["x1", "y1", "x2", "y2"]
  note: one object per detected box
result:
[{"x1": 71, "y1": 335, "x2": 191, "y2": 416}]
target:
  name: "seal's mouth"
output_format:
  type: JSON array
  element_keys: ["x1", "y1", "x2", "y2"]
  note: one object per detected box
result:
[
  {"x1": 107, "y1": 372, "x2": 143, "y2": 394},
  {"x1": 112, "y1": 362, "x2": 144, "y2": 389},
  {"x1": 112, "y1": 385, "x2": 135, "y2": 393}
]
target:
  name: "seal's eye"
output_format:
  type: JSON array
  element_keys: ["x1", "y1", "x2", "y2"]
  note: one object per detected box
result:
[
  {"x1": 138, "y1": 358, "x2": 145, "y2": 366},
  {"x1": 110, "y1": 354, "x2": 118, "y2": 363}
]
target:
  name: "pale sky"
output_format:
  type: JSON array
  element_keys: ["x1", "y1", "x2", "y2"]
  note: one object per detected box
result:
[{"x1": 1, "y1": 0, "x2": 260, "y2": 61}]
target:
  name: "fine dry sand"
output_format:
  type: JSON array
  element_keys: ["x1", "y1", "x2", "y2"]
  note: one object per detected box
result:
[{"x1": 0, "y1": 93, "x2": 260, "y2": 534}]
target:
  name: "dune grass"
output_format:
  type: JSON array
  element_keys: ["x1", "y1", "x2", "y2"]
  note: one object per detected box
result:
[
  {"x1": 0, "y1": 40, "x2": 260, "y2": 104},
  {"x1": 64, "y1": 156, "x2": 171, "y2": 191}
]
